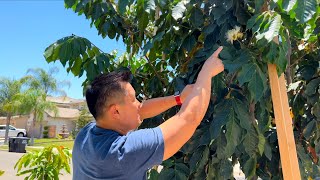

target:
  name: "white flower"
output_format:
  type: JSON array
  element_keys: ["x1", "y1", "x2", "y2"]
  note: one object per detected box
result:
[
  {"x1": 52, "y1": 147, "x2": 59, "y2": 155},
  {"x1": 298, "y1": 42, "x2": 308, "y2": 51},
  {"x1": 226, "y1": 26, "x2": 243, "y2": 44}
]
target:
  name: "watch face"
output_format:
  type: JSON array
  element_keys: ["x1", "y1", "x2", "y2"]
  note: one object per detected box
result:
[{"x1": 174, "y1": 91, "x2": 180, "y2": 96}]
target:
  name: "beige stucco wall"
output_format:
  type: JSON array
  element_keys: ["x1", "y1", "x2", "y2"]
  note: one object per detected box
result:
[
  {"x1": 0, "y1": 114, "x2": 77, "y2": 138},
  {"x1": 0, "y1": 115, "x2": 29, "y2": 129}
]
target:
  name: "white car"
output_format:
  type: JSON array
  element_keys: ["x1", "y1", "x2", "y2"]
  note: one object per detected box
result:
[{"x1": 0, "y1": 125, "x2": 26, "y2": 137}]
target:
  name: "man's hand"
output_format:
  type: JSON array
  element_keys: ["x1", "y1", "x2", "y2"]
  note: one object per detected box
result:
[
  {"x1": 203, "y1": 46, "x2": 224, "y2": 77},
  {"x1": 180, "y1": 85, "x2": 193, "y2": 103}
]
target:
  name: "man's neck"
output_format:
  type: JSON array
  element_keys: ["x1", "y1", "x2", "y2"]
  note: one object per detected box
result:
[{"x1": 96, "y1": 118, "x2": 128, "y2": 135}]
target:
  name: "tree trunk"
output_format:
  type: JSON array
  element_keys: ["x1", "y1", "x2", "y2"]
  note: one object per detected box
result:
[
  {"x1": 39, "y1": 121, "x2": 43, "y2": 139},
  {"x1": 4, "y1": 113, "x2": 11, "y2": 144},
  {"x1": 29, "y1": 112, "x2": 36, "y2": 146}
]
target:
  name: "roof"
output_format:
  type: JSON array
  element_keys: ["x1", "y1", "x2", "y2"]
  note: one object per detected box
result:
[
  {"x1": 0, "y1": 115, "x2": 28, "y2": 120},
  {"x1": 46, "y1": 96, "x2": 85, "y2": 104},
  {"x1": 46, "y1": 107, "x2": 80, "y2": 119}
]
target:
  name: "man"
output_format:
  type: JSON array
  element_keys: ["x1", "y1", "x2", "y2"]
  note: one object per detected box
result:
[{"x1": 73, "y1": 47, "x2": 224, "y2": 179}]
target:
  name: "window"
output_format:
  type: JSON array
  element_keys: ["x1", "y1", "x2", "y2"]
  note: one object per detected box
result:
[{"x1": 0, "y1": 126, "x2": 5, "y2": 130}]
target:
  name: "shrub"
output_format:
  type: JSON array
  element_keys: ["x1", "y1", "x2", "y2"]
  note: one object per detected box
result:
[{"x1": 14, "y1": 145, "x2": 72, "y2": 180}]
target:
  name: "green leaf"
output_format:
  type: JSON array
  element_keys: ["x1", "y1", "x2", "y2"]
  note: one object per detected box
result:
[
  {"x1": 233, "y1": 99, "x2": 251, "y2": 130},
  {"x1": 266, "y1": 41, "x2": 278, "y2": 63},
  {"x1": 282, "y1": 0, "x2": 297, "y2": 12},
  {"x1": 210, "y1": 100, "x2": 231, "y2": 139},
  {"x1": 158, "y1": 163, "x2": 189, "y2": 180},
  {"x1": 158, "y1": 168, "x2": 174, "y2": 180},
  {"x1": 189, "y1": 146, "x2": 205, "y2": 173},
  {"x1": 243, "y1": 127, "x2": 259, "y2": 156},
  {"x1": 248, "y1": 64, "x2": 267, "y2": 102},
  {"x1": 44, "y1": 44, "x2": 54, "y2": 60},
  {"x1": 172, "y1": 1, "x2": 186, "y2": 20},
  {"x1": 243, "y1": 156, "x2": 257, "y2": 178},
  {"x1": 118, "y1": 0, "x2": 133, "y2": 14},
  {"x1": 148, "y1": 169, "x2": 159, "y2": 179},
  {"x1": 223, "y1": 50, "x2": 249, "y2": 73},
  {"x1": 181, "y1": 35, "x2": 196, "y2": 52},
  {"x1": 274, "y1": 45, "x2": 287, "y2": 75},
  {"x1": 144, "y1": 0, "x2": 155, "y2": 13},
  {"x1": 264, "y1": 141, "x2": 272, "y2": 160},
  {"x1": 190, "y1": 8, "x2": 204, "y2": 28},
  {"x1": 71, "y1": 57, "x2": 82, "y2": 76},
  {"x1": 304, "y1": 77, "x2": 320, "y2": 96},
  {"x1": 312, "y1": 102, "x2": 320, "y2": 120},
  {"x1": 58, "y1": 42, "x2": 72, "y2": 66},
  {"x1": 64, "y1": 0, "x2": 76, "y2": 8},
  {"x1": 237, "y1": 63, "x2": 255, "y2": 86},
  {"x1": 303, "y1": 120, "x2": 316, "y2": 139},
  {"x1": 295, "y1": 0, "x2": 317, "y2": 23},
  {"x1": 264, "y1": 14, "x2": 282, "y2": 42},
  {"x1": 257, "y1": 133, "x2": 266, "y2": 155},
  {"x1": 211, "y1": 7, "x2": 225, "y2": 20},
  {"x1": 225, "y1": 110, "x2": 241, "y2": 157},
  {"x1": 0, "y1": 170, "x2": 4, "y2": 176},
  {"x1": 247, "y1": 14, "x2": 259, "y2": 30}
]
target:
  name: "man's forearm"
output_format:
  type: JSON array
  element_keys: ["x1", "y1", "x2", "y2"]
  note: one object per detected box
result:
[{"x1": 139, "y1": 96, "x2": 177, "y2": 120}]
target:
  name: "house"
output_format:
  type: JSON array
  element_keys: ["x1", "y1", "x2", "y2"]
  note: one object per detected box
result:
[{"x1": 0, "y1": 96, "x2": 91, "y2": 138}]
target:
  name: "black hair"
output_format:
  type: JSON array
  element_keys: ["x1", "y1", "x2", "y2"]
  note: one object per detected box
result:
[{"x1": 85, "y1": 71, "x2": 131, "y2": 120}]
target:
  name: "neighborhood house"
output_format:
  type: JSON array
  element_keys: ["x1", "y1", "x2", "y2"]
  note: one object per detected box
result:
[{"x1": 0, "y1": 96, "x2": 88, "y2": 138}]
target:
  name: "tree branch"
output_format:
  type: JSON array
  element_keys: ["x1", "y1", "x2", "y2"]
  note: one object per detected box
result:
[{"x1": 285, "y1": 29, "x2": 292, "y2": 84}]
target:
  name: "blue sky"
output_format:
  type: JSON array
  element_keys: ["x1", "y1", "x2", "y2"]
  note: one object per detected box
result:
[{"x1": 0, "y1": 1, "x2": 125, "y2": 99}]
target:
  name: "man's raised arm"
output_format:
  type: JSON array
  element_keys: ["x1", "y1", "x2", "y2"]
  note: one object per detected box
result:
[
  {"x1": 139, "y1": 85, "x2": 193, "y2": 120},
  {"x1": 159, "y1": 47, "x2": 224, "y2": 160}
]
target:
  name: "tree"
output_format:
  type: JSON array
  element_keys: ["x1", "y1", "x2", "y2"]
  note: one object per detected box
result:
[
  {"x1": 72, "y1": 107, "x2": 93, "y2": 139},
  {"x1": 45, "y1": 0, "x2": 320, "y2": 179},
  {"x1": 25, "y1": 67, "x2": 70, "y2": 138},
  {"x1": 0, "y1": 78, "x2": 25, "y2": 144},
  {"x1": 17, "y1": 89, "x2": 57, "y2": 146}
]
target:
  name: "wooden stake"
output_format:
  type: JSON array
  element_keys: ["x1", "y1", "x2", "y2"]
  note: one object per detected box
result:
[{"x1": 268, "y1": 63, "x2": 301, "y2": 180}]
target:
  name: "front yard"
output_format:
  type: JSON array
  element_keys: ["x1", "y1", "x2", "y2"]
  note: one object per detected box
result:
[{"x1": 0, "y1": 138, "x2": 74, "y2": 152}]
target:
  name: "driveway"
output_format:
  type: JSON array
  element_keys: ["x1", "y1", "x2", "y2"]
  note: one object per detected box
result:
[{"x1": 0, "y1": 150, "x2": 72, "y2": 180}]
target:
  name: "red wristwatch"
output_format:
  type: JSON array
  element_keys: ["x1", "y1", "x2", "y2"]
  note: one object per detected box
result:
[{"x1": 174, "y1": 91, "x2": 182, "y2": 106}]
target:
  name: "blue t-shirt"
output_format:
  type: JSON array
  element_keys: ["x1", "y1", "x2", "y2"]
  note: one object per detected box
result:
[{"x1": 72, "y1": 122, "x2": 164, "y2": 180}]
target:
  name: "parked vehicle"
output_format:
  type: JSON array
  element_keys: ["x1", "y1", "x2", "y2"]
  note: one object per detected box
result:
[{"x1": 0, "y1": 125, "x2": 26, "y2": 137}]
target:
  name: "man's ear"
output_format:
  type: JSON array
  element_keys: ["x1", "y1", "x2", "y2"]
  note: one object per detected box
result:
[{"x1": 107, "y1": 104, "x2": 120, "y2": 119}]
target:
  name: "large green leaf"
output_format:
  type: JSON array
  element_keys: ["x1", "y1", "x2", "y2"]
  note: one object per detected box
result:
[
  {"x1": 44, "y1": 35, "x2": 113, "y2": 80},
  {"x1": 225, "y1": 110, "x2": 241, "y2": 157},
  {"x1": 304, "y1": 77, "x2": 320, "y2": 96},
  {"x1": 233, "y1": 99, "x2": 251, "y2": 130},
  {"x1": 313, "y1": 102, "x2": 320, "y2": 120},
  {"x1": 243, "y1": 156, "x2": 257, "y2": 179},
  {"x1": 248, "y1": 64, "x2": 267, "y2": 102},
  {"x1": 118, "y1": 0, "x2": 134, "y2": 14},
  {"x1": 263, "y1": 14, "x2": 282, "y2": 42},
  {"x1": 190, "y1": 8, "x2": 204, "y2": 28},
  {"x1": 243, "y1": 127, "x2": 259, "y2": 156},
  {"x1": 282, "y1": 0, "x2": 297, "y2": 12},
  {"x1": 143, "y1": 0, "x2": 155, "y2": 13},
  {"x1": 172, "y1": 1, "x2": 187, "y2": 20},
  {"x1": 189, "y1": 146, "x2": 209, "y2": 174},
  {"x1": 237, "y1": 63, "x2": 255, "y2": 86},
  {"x1": 158, "y1": 163, "x2": 189, "y2": 180},
  {"x1": 210, "y1": 100, "x2": 232, "y2": 139},
  {"x1": 295, "y1": 0, "x2": 317, "y2": 23}
]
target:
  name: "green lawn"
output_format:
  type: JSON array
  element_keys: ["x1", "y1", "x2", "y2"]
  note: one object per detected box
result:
[{"x1": 0, "y1": 138, "x2": 74, "y2": 152}]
